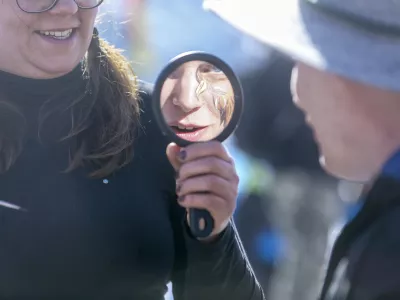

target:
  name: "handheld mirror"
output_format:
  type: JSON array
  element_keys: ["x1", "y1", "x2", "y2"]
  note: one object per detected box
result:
[{"x1": 152, "y1": 51, "x2": 244, "y2": 238}]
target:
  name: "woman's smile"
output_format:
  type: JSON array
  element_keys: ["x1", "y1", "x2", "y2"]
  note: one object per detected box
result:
[
  {"x1": 35, "y1": 27, "x2": 79, "y2": 46},
  {"x1": 37, "y1": 28, "x2": 74, "y2": 40}
]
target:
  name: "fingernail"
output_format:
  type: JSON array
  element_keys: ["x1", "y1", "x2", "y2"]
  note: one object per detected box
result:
[
  {"x1": 178, "y1": 150, "x2": 187, "y2": 161},
  {"x1": 178, "y1": 196, "x2": 185, "y2": 203}
]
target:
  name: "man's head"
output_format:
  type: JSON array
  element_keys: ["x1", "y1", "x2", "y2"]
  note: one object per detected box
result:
[
  {"x1": 292, "y1": 63, "x2": 400, "y2": 182},
  {"x1": 205, "y1": 0, "x2": 400, "y2": 182}
]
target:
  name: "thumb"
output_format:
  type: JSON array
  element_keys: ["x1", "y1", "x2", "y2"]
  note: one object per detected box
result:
[{"x1": 166, "y1": 142, "x2": 182, "y2": 171}]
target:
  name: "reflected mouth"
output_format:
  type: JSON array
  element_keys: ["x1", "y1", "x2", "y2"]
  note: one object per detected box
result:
[{"x1": 170, "y1": 125, "x2": 209, "y2": 142}]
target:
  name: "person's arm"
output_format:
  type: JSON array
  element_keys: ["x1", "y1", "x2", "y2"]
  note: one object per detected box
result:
[
  {"x1": 136, "y1": 81, "x2": 264, "y2": 299},
  {"x1": 170, "y1": 200, "x2": 266, "y2": 300}
]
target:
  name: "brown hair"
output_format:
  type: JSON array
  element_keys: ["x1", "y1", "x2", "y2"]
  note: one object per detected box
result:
[
  {"x1": 0, "y1": 28, "x2": 141, "y2": 178},
  {"x1": 195, "y1": 72, "x2": 234, "y2": 125}
]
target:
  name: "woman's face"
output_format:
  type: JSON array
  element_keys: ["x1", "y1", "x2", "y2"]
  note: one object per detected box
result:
[
  {"x1": 292, "y1": 63, "x2": 400, "y2": 182},
  {"x1": 160, "y1": 61, "x2": 234, "y2": 142},
  {"x1": 0, "y1": 0, "x2": 98, "y2": 79}
]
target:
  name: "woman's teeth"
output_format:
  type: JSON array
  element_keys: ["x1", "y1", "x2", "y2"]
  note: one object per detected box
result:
[
  {"x1": 173, "y1": 125, "x2": 200, "y2": 133},
  {"x1": 39, "y1": 29, "x2": 73, "y2": 40},
  {"x1": 177, "y1": 125, "x2": 194, "y2": 130}
]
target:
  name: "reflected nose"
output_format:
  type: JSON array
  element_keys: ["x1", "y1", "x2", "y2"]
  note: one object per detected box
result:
[
  {"x1": 173, "y1": 69, "x2": 202, "y2": 113},
  {"x1": 48, "y1": 0, "x2": 79, "y2": 15}
]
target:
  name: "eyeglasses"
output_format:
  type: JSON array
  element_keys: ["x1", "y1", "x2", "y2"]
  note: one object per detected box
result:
[{"x1": 17, "y1": 0, "x2": 104, "y2": 13}]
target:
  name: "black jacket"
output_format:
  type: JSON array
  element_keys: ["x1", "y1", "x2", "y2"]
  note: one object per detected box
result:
[
  {"x1": 0, "y1": 68, "x2": 265, "y2": 300},
  {"x1": 319, "y1": 175, "x2": 400, "y2": 300}
]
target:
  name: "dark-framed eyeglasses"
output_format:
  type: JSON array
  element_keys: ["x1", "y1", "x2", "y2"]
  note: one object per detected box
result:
[{"x1": 17, "y1": 0, "x2": 104, "y2": 13}]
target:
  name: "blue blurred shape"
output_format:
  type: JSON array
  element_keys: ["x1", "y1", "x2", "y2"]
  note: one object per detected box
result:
[{"x1": 255, "y1": 230, "x2": 285, "y2": 263}]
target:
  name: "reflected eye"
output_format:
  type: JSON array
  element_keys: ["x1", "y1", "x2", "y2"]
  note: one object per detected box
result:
[
  {"x1": 199, "y1": 63, "x2": 222, "y2": 74},
  {"x1": 211, "y1": 66, "x2": 222, "y2": 73},
  {"x1": 198, "y1": 64, "x2": 226, "y2": 82},
  {"x1": 208, "y1": 65, "x2": 222, "y2": 73}
]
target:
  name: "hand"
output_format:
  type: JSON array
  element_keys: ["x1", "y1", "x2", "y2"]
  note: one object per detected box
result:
[{"x1": 166, "y1": 141, "x2": 239, "y2": 241}]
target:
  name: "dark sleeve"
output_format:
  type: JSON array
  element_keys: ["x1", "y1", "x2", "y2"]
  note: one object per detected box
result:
[
  {"x1": 137, "y1": 81, "x2": 265, "y2": 300},
  {"x1": 170, "y1": 200, "x2": 266, "y2": 300}
]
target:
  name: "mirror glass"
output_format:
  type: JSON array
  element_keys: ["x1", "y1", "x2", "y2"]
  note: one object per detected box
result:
[{"x1": 159, "y1": 60, "x2": 236, "y2": 142}]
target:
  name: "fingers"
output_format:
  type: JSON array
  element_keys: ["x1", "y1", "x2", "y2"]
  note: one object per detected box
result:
[
  {"x1": 184, "y1": 141, "x2": 232, "y2": 163},
  {"x1": 166, "y1": 141, "x2": 239, "y2": 238},
  {"x1": 178, "y1": 192, "x2": 235, "y2": 218},
  {"x1": 166, "y1": 141, "x2": 233, "y2": 175},
  {"x1": 177, "y1": 156, "x2": 236, "y2": 182},
  {"x1": 176, "y1": 174, "x2": 237, "y2": 202},
  {"x1": 167, "y1": 141, "x2": 232, "y2": 166},
  {"x1": 166, "y1": 142, "x2": 181, "y2": 171}
]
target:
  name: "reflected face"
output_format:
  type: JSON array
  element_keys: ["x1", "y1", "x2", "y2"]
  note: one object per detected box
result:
[
  {"x1": 0, "y1": 0, "x2": 98, "y2": 79},
  {"x1": 160, "y1": 61, "x2": 234, "y2": 142}
]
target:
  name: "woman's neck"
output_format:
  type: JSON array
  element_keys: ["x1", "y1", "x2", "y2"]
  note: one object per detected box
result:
[
  {"x1": 0, "y1": 62, "x2": 88, "y2": 141},
  {"x1": 0, "y1": 63, "x2": 85, "y2": 96}
]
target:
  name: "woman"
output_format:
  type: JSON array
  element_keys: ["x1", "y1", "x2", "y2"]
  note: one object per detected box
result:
[
  {"x1": 0, "y1": 0, "x2": 265, "y2": 299},
  {"x1": 206, "y1": 0, "x2": 400, "y2": 299},
  {"x1": 161, "y1": 60, "x2": 234, "y2": 142}
]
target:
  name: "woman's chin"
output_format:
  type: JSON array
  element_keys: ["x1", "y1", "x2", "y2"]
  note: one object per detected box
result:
[
  {"x1": 32, "y1": 57, "x2": 81, "y2": 79},
  {"x1": 41, "y1": 66, "x2": 77, "y2": 78}
]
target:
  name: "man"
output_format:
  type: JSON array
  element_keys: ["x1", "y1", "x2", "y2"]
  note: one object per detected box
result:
[{"x1": 203, "y1": 1, "x2": 400, "y2": 299}]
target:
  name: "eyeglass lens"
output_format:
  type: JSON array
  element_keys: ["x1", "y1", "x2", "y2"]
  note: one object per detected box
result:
[{"x1": 17, "y1": 0, "x2": 102, "y2": 13}]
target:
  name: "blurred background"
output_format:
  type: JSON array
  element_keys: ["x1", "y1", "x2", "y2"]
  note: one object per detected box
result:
[{"x1": 98, "y1": 1, "x2": 364, "y2": 299}]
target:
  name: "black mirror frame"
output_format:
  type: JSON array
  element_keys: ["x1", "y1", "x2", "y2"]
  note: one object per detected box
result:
[{"x1": 152, "y1": 51, "x2": 244, "y2": 147}]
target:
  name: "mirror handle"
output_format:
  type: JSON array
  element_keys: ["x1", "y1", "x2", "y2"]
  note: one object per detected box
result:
[{"x1": 189, "y1": 208, "x2": 214, "y2": 238}]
